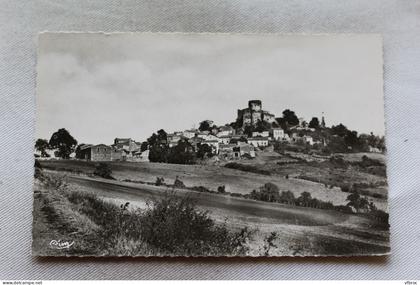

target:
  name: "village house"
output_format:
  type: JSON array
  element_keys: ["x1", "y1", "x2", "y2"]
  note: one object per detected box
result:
[
  {"x1": 219, "y1": 143, "x2": 240, "y2": 160},
  {"x1": 262, "y1": 110, "x2": 276, "y2": 123},
  {"x1": 203, "y1": 139, "x2": 220, "y2": 154},
  {"x1": 189, "y1": 136, "x2": 205, "y2": 151},
  {"x1": 78, "y1": 144, "x2": 112, "y2": 161},
  {"x1": 182, "y1": 129, "x2": 197, "y2": 139},
  {"x1": 369, "y1": 146, "x2": 382, "y2": 153},
  {"x1": 304, "y1": 136, "x2": 314, "y2": 145},
  {"x1": 238, "y1": 143, "x2": 256, "y2": 158},
  {"x1": 247, "y1": 137, "x2": 269, "y2": 148},
  {"x1": 270, "y1": 128, "x2": 285, "y2": 140},
  {"x1": 252, "y1": 131, "x2": 269, "y2": 138},
  {"x1": 197, "y1": 133, "x2": 219, "y2": 142},
  {"x1": 132, "y1": 149, "x2": 150, "y2": 162},
  {"x1": 217, "y1": 125, "x2": 235, "y2": 137},
  {"x1": 114, "y1": 138, "x2": 139, "y2": 152},
  {"x1": 217, "y1": 136, "x2": 231, "y2": 144},
  {"x1": 167, "y1": 133, "x2": 183, "y2": 147}
]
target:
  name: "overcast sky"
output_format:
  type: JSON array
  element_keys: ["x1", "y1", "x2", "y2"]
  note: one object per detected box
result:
[{"x1": 36, "y1": 33, "x2": 384, "y2": 144}]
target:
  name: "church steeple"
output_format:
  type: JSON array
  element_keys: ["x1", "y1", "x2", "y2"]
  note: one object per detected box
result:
[{"x1": 321, "y1": 112, "x2": 326, "y2": 128}]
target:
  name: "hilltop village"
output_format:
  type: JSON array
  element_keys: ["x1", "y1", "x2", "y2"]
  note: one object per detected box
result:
[{"x1": 35, "y1": 100, "x2": 385, "y2": 163}]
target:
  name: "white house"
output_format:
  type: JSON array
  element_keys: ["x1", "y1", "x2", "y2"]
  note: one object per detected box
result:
[
  {"x1": 198, "y1": 133, "x2": 219, "y2": 141},
  {"x1": 218, "y1": 136, "x2": 231, "y2": 144},
  {"x1": 132, "y1": 149, "x2": 150, "y2": 162},
  {"x1": 304, "y1": 136, "x2": 314, "y2": 145},
  {"x1": 252, "y1": 131, "x2": 269, "y2": 137},
  {"x1": 270, "y1": 128, "x2": 285, "y2": 140},
  {"x1": 203, "y1": 139, "x2": 219, "y2": 154},
  {"x1": 238, "y1": 143, "x2": 256, "y2": 158},
  {"x1": 217, "y1": 126, "x2": 235, "y2": 137},
  {"x1": 248, "y1": 137, "x2": 269, "y2": 148},
  {"x1": 182, "y1": 130, "x2": 197, "y2": 139}
]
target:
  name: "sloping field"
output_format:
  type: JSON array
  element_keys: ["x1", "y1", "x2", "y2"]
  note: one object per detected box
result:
[
  {"x1": 36, "y1": 171, "x2": 389, "y2": 256},
  {"x1": 40, "y1": 160, "x2": 354, "y2": 207}
]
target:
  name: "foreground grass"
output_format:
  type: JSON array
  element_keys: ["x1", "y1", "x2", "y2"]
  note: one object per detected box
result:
[{"x1": 32, "y1": 171, "x2": 252, "y2": 256}]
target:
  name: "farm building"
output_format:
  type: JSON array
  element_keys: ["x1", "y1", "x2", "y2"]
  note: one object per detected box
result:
[
  {"x1": 113, "y1": 138, "x2": 139, "y2": 152},
  {"x1": 78, "y1": 144, "x2": 112, "y2": 161}
]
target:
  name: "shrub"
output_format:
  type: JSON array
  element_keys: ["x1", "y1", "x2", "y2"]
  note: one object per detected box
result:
[
  {"x1": 94, "y1": 163, "x2": 113, "y2": 179},
  {"x1": 224, "y1": 162, "x2": 270, "y2": 175},
  {"x1": 34, "y1": 160, "x2": 43, "y2": 178},
  {"x1": 334, "y1": 205, "x2": 354, "y2": 213},
  {"x1": 191, "y1": 186, "x2": 210, "y2": 193},
  {"x1": 173, "y1": 176, "x2": 186, "y2": 188},
  {"x1": 230, "y1": 193, "x2": 244, "y2": 198},
  {"x1": 263, "y1": 232, "x2": 278, "y2": 256},
  {"x1": 217, "y1": 185, "x2": 226, "y2": 194},
  {"x1": 34, "y1": 159, "x2": 42, "y2": 169},
  {"x1": 367, "y1": 209, "x2": 389, "y2": 230},
  {"x1": 346, "y1": 191, "x2": 369, "y2": 213},
  {"x1": 138, "y1": 193, "x2": 252, "y2": 255},
  {"x1": 340, "y1": 184, "x2": 351, "y2": 192},
  {"x1": 279, "y1": 190, "x2": 295, "y2": 205},
  {"x1": 155, "y1": 177, "x2": 165, "y2": 186},
  {"x1": 372, "y1": 193, "x2": 386, "y2": 199},
  {"x1": 250, "y1": 183, "x2": 280, "y2": 202},
  {"x1": 296, "y1": 191, "x2": 312, "y2": 207}
]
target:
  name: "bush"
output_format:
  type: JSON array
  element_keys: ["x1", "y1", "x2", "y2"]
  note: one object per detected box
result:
[
  {"x1": 138, "y1": 193, "x2": 252, "y2": 255},
  {"x1": 34, "y1": 160, "x2": 43, "y2": 178},
  {"x1": 250, "y1": 183, "x2": 280, "y2": 202},
  {"x1": 217, "y1": 185, "x2": 226, "y2": 194},
  {"x1": 173, "y1": 176, "x2": 186, "y2": 188},
  {"x1": 191, "y1": 186, "x2": 210, "y2": 193},
  {"x1": 279, "y1": 190, "x2": 295, "y2": 204},
  {"x1": 224, "y1": 162, "x2": 270, "y2": 175},
  {"x1": 67, "y1": 188, "x2": 253, "y2": 256},
  {"x1": 340, "y1": 184, "x2": 351, "y2": 192},
  {"x1": 367, "y1": 209, "x2": 389, "y2": 230},
  {"x1": 94, "y1": 163, "x2": 113, "y2": 179},
  {"x1": 334, "y1": 205, "x2": 354, "y2": 213},
  {"x1": 155, "y1": 177, "x2": 165, "y2": 186}
]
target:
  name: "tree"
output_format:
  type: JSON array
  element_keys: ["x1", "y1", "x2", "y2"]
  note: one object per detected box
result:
[
  {"x1": 35, "y1": 139, "x2": 50, "y2": 157},
  {"x1": 326, "y1": 135, "x2": 347, "y2": 153},
  {"x1": 308, "y1": 117, "x2": 320, "y2": 129},
  {"x1": 197, "y1": 143, "x2": 213, "y2": 159},
  {"x1": 346, "y1": 191, "x2": 369, "y2": 213},
  {"x1": 331, "y1": 124, "x2": 348, "y2": 137},
  {"x1": 279, "y1": 190, "x2": 295, "y2": 205},
  {"x1": 344, "y1": 130, "x2": 359, "y2": 149},
  {"x1": 48, "y1": 128, "x2": 77, "y2": 159},
  {"x1": 243, "y1": 125, "x2": 255, "y2": 137},
  {"x1": 297, "y1": 191, "x2": 312, "y2": 207},
  {"x1": 74, "y1": 144, "x2": 87, "y2": 159},
  {"x1": 282, "y1": 109, "x2": 299, "y2": 126},
  {"x1": 167, "y1": 139, "x2": 196, "y2": 164},
  {"x1": 259, "y1": 183, "x2": 280, "y2": 202},
  {"x1": 217, "y1": 185, "x2": 226, "y2": 193},
  {"x1": 199, "y1": 120, "x2": 211, "y2": 132},
  {"x1": 255, "y1": 120, "x2": 271, "y2": 132},
  {"x1": 147, "y1": 129, "x2": 169, "y2": 162},
  {"x1": 140, "y1": 141, "x2": 148, "y2": 152}
]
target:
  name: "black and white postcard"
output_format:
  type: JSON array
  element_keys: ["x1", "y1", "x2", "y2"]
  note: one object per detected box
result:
[{"x1": 32, "y1": 33, "x2": 389, "y2": 257}]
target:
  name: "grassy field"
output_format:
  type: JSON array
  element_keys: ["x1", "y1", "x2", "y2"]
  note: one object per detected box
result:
[
  {"x1": 33, "y1": 161, "x2": 390, "y2": 256},
  {"x1": 38, "y1": 153, "x2": 388, "y2": 211}
]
